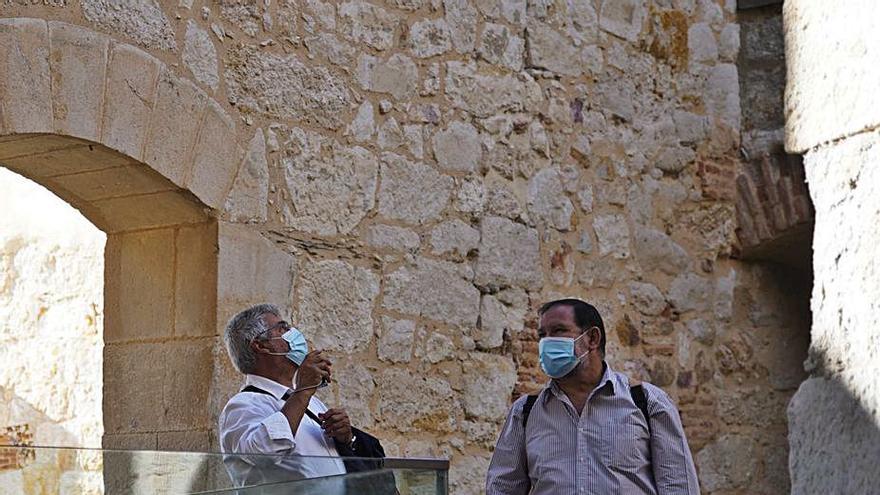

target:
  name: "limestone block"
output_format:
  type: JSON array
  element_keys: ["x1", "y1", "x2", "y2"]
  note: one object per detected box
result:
[
  {"x1": 593, "y1": 214, "x2": 630, "y2": 259},
  {"x1": 49, "y1": 163, "x2": 174, "y2": 202},
  {"x1": 217, "y1": 222, "x2": 295, "y2": 310},
  {"x1": 432, "y1": 121, "x2": 482, "y2": 172},
  {"x1": 477, "y1": 288, "x2": 527, "y2": 349},
  {"x1": 348, "y1": 101, "x2": 375, "y2": 142},
  {"x1": 188, "y1": 101, "x2": 241, "y2": 210},
  {"x1": 383, "y1": 256, "x2": 480, "y2": 327},
  {"x1": 174, "y1": 222, "x2": 217, "y2": 338},
  {"x1": 378, "y1": 316, "x2": 416, "y2": 363},
  {"x1": 429, "y1": 219, "x2": 480, "y2": 256},
  {"x1": 633, "y1": 227, "x2": 690, "y2": 275},
  {"x1": 102, "y1": 432, "x2": 158, "y2": 449},
  {"x1": 183, "y1": 20, "x2": 219, "y2": 90},
  {"x1": 378, "y1": 153, "x2": 453, "y2": 225},
  {"x1": 444, "y1": 0, "x2": 478, "y2": 53},
  {"x1": 304, "y1": 33, "x2": 357, "y2": 67},
  {"x1": 89, "y1": 190, "x2": 208, "y2": 233},
  {"x1": 686, "y1": 318, "x2": 714, "y2": 345},
  {"x1": 104, "y1": 229, "x2": 175, "y2": 343},
  {"x1": 102, "y1": 43, "x2": 162, "y2": 160},
  {"x1": 376, "y1": 368, "x2": 458, "y2": 433},
  {"x1": 475, "y1": 216, "x2": 542, "y2": 289},
  {"x1": 450, "y1": 455, "x2": 491, "y2": 495},
  {"x1": 628, "y1": 281, "x2": 665, "y2": 316},
  {"x1": 409, "y1": 19, "x2": 452, "y2": 58},
  {"x1": 424, "y1": 332, "x2": 455, "y2": 363},
  {"x1": 455, "y1": 176, "x2": 486, "y2": 215},
  {"x1": 81, "y1": 0, "x2": 177, "y2": 50},
  {"x1": 704, "y1": 63, "x2": 741, "y2": 132},
  {"x1": 463, "y1": 353, "x2": 516, "y2": 421},
  {"x1": 338, "y1": 1, "x2": 399, "y2": 51},
  {"x1": 526, "y1": 24, "x2": 581, "y2": 76},
  {"x1": 225, "y1": 46, "x2": 350, "y2": 129},
  {"x1": 48, "y1": 22, "x2": 109, "y2": 142},
  {"x1": 162, "y1": 340, "x2": 213, "y2": 430},
  {"x1": 144, "y1": 70, "x2": 207, "y2": 187},
  {"x1": 719, "y1": 23, "x2": 739, "y2": 62},
  {"x1": 2, "y1": 142, "x2": 132, "y2": 179},
  {"x1": 667, "y1": 272, "x2": 711, "y2": 314},
  {"x1": 365, "y1": 224, "x2": 420, "y2": 251},
  {"x1": 475, "y1": 0, "x2": 526, "y2": 26},
  {"x1": 478, "y1": 23, "x2": 524, "y2": 71},
  {"x1": 445, "y1": 61, "x2": 543, "y2": 118},
  {"x1": 283, "y1": 130, "x2": 378, "y2": 235},
  {"x1": 103, "y1": 343, "x2": 168, "y2": 433},
  {"x1": 687, "y1": 23, "x2": 718, "y2": 64},
  {"x1": 378, "y1": 118, "x2": 404, "y2": 150},
  {"x1": 784, "y1": 0, "x2": 880, "y2": 152},
  {"x1": 695, "y1": 434, "x2": 757, "y2": 492},
  {"x1": 0, "y1": 19, "x2": 52, "y2": 134},
  {"x1": 357, "y1": 53, "x2": 419, "y2": 101},
  {"x1": 157, "y1": 430, "x2": 211, "y2": 451},
  {"x1": 527, "y1": 168, "x2": 574, "y2": 231},
  {"x1": 224, "y1": 129, "x2": 269, "y2": 223},
  {"x1": 598, "y1": 0, "x2": 647, "y2": 42},
  {"x1": 333, "y1": 361, "x2": 375, "y2": 428},
  {"x1": 296, "y1": 259, "x2": 379, "y2": 352}
]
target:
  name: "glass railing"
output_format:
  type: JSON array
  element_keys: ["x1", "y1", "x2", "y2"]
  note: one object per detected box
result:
[{"x1": 0, "y1": 445, "x2": 448, "y2": 494}]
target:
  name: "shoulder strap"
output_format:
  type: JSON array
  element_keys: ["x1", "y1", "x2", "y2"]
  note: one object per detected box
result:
[
  {"x1": 628, "y1": 379, "x2": 651, "y2": 436},
  {"x1": 241, "y1": 385, "x2": 319, "y2": 421},
  {"x1": 521, "y1": 394, "x2": 539, "y2": 430}
]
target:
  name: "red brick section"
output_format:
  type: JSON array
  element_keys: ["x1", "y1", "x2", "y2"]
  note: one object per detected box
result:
[
  {"x1": 734, "y1": 154, "x2": 813, "y2": 254},
  {"x1": 0, "y1": 425, "x2": 34, "y2": 471},
  {"x1": 698, "y1": 156, "x2": 738, "y2": 201}
]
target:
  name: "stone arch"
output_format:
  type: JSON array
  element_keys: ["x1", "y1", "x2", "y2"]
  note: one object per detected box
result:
[{"x1": 0, "y1": 18, "x2": 292, "y2": 451}]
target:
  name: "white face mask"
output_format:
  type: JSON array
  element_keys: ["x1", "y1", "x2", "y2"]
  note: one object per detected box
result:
[{"x1": 538, "y1": 332, "x2": 591, "y2": 379}]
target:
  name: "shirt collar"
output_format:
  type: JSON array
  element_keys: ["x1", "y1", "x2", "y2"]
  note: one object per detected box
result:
[
  {"x1": 245, "y1": 374, "x2": 291, "y2": 400},
  {"x1": 544, "y1": 361, "x2": 616, "y2": 403}
]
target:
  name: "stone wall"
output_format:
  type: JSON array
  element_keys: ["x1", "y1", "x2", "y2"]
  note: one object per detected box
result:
[
  {"x1": 784, "y1": 2, "x2": 880, "y2": 493},
  {"x1": 0, "y1": 1, "x2": 809, "y2": 493},
  {"x1": 0, "y1": 167, "x2": 105, "y2": 494}
]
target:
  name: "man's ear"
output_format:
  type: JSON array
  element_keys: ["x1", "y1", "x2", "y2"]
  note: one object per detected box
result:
[
  {"x1": 587, "y1": 326, "x2": 601, "y2": 351},
  {"x1": 250, "y1": 338, "x2": 269, "y2": 355}
]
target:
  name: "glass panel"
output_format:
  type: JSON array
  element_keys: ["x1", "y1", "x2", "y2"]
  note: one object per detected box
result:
[{"x1": 0, "y1": 446, "x2": 448, "y2": 494}]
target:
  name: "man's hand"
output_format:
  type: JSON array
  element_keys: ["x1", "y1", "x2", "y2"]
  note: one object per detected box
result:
[
  {"x1": 295, "y1": 350, "x2": 331, "y2": 392},
  {"x1": 319, "y1": 408, "x2": 353, "y2": 445}
]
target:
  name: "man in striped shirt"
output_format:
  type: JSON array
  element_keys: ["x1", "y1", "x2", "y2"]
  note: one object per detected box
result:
[{"x1": 486, "y1": 299, "x2": 700, "y2": 495}]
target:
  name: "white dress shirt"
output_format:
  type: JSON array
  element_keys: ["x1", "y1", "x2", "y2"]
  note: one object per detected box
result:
[{"x1": 218, "y1": 374, "x2": 347, "y2": 488}]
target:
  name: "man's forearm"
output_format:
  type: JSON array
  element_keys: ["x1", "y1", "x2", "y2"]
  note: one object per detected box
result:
[{"x1": 280, "y1": 391, "x2": 313, "y2": 436}]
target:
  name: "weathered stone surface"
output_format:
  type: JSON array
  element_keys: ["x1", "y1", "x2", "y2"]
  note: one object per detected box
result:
[
  {"x1": 101, "y1": 42, "x2": 161, "y2": 159},
  {"x1": 673, "y1": 111, "x2": 709, "y2": 143},
  {"x1": 225, "y1": 128, "x2": 269, "y2": 223},
  {"x1": 425, "y1": 332, "x2": 455, "y2": 363},
  {"x1": 719, "y1": 23, "x2": 739, "y2": 62},
  {"x1": 430, "y1": 219, "x2": 480, "y2": 256},
  {"x1": 383, "y1": 257, "x2": 479, "y2": 327},
  {"x1": 593, "y1": 214, "x2": 630, "y2": 259},
  {"x1": 444, "y1": 0, "x2": 478, "y2": 53},
  {"x1": 378, "y1": 316, "x2": 416, "y2": 363},
  {"x1": 358, "y1": 54, "x2": 419, "y2": 101},
  {"x1": 475, "y1": 216, "x2": 542, "y2": 289},
  {"x1": 377, "y1": 368, "x2": 457, "y2": 432},
  {"x1": 378, "y1": 153, "x2": 454, "y2": 224},
  {"x1": 686, "y1": 318, "x2": 715, "y2": 345},
  {"x1": 633, "y1": 227, "x2": 690, "y2": 275},
  {"x1": 688, "y1": 22, "x2": 718, "y2": 64},
  {"x1": 82, "y1": 0, "x2": 176, "y2": 50},
  {"x1": 349, "y1": 101, "x2": 375, "y2": 142},
  {"x1": 629, "y1": 282, "x2": 665, "y2": 316},
  {"x1": 339, "y1": 1, "x2": 399, "y2": 51},
  {"x1": 283, "y1": 129, "x2": 378, "y2": 235},
  {"x1": 527, "y1": 168, "x2": 574, "y2": 231},
  {"x1": 696, "y1": 434, "x2": 757, "y2": 492},
  {"x1": 598, "y1": 0, "x2": 646, "y2": 42},
  {"x1": 704, "y1": 63, "x2": 741, "y2": 131},
  {"x1": 365, "y1": 224, "x2": 420, "y2": 251},
  {"x1": 463, "y1": 353, "x2": 516, "y2": 420},
  {"x1": 226, "y1": 46, "x2": 350, "y2": 129},
  {"x1": 445, "y1": 61, "x2": 543, "y2": 117},
  {"x1": 450, "y1": 455, "x2": 492, "y2": 495},
  {"x1": 526, "y1": 24, "x2": 581, "y2": 76},
  {"x1": 409, "y1": 19, "x2": 452, "y2": 58},
  {"x1": 477, "y1": 288, "x2": 528, "y2": 349},
  {"x1": 667, "y1": 272, "x2": 711, "y2": 313},
  {"x1": 304, "y1": 33, "x2": 357, "y2": 67},
  {"x1": 296, "y1": 260, "x2": 380, "y2": 352},
  {"x1": 333, "y1": 362, "x2": 375, "y2": 427},
  {"x1": 183, "y1": 21, "x2": 219, "y2": 90},
  {"x1": 456, "y1": 177, "x2": 487, "y2": 215},
  {"x1": 478, "y1": 23, "x2": 524, "y2": 71},
  {"x1": 432, "y1": 121, "x2": 482, "y2": 172}
]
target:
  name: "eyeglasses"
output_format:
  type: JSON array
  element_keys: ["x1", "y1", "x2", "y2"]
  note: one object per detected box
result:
[{"x1": 253, "y1": 320, "x2": 292, "y2": 342}]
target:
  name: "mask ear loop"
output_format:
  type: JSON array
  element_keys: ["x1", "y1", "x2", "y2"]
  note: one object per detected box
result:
[{"x1": 573, "y1": 328, "x2": 597, "y2": 360}]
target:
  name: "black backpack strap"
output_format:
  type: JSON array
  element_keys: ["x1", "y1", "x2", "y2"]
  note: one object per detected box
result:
[
  {"x1": 242, "y1": 385, "x2": 321, "y2": 420},
  {"x1": 521, "y1": 394, "x2": 539, "y2": 430},
  {"x1": 628, "y1": 379, "x2": 652, "y2": 436}
]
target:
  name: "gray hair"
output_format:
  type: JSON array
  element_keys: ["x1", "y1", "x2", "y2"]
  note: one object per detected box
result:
[{"x1": 224, "y1": 303, "x2": 283, "y2": 374}]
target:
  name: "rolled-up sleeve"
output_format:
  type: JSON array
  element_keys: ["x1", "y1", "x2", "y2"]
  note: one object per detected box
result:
[
  {"x1": 220, "y1": 396, "x2": 295, "y2": 466},
  {"x1": 646, "y1": 386, "x2": 701, "y2": 495},
  {"x1": 486, "y1": 396, "x2": 530, "y2": 495}
]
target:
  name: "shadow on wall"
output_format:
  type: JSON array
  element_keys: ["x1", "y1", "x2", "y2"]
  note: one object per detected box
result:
[{"x1": 787, "y1": 348, "x2": 880, "y2": 495}]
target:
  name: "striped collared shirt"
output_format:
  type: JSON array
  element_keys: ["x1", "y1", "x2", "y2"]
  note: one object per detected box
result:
[{"x1": 486, "y1": 363, "x2": 700, "y2": 495}]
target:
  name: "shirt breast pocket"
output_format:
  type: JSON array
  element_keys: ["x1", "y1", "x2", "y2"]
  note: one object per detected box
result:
[{"x1": 610, "y1": 418, "x2": 650, "y2": 471}]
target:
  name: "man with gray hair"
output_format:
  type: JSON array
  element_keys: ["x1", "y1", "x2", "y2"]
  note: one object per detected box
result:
[{"x1": 218, "y1": 303, "x2": 353, "y2": 487}]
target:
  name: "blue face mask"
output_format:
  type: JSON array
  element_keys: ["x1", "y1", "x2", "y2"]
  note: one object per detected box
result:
[
  {"x1": 538, "y1": 332, "x2": 590, "y2": 379},
  {"x1": 265, "y1": 327, "x2": 309, "y2": 366}
]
